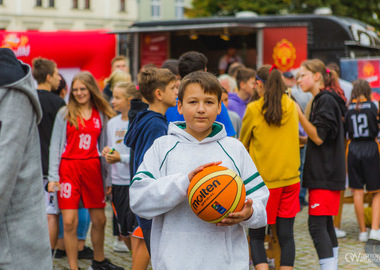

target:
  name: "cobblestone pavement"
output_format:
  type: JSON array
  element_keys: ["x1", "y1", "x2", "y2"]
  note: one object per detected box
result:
[{"x1": 53, "y1": 202, "x2": 380, "y2": 269}]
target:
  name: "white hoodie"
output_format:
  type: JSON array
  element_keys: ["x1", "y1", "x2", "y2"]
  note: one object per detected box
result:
[{"x1": 130, "y1": 122, "x2": 269, "y2": 270}]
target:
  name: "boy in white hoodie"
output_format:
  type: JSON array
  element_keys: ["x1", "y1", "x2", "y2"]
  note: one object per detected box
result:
[{"x1": 130, "y1": 71, "x2": 269, "y2": 270}]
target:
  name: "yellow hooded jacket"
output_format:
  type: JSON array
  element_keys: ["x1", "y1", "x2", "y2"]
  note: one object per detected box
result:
[{"x1": 240, "y1": 94, "x2": 300, "y2": 189}]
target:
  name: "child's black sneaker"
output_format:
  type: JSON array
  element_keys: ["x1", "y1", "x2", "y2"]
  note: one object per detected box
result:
[
  {"x1": 54, "y1": 248, "x2": 66, "y2": 259},
  {"x1": 78, "y1": 246, "x2": 94, "y2": 260},
  {"x1": 89, "y1": 258, "x2": 124, "y2": 270}
]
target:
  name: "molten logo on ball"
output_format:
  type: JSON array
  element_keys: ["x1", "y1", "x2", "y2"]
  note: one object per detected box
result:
[
  {"x1": 188, "y1": 165, "x2": 246, "y2": 223},
  {"x1": 191, "y1": 179, "x2": 221, "y2": 210}
]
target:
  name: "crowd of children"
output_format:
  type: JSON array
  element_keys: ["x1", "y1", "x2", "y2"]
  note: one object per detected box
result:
[{"x1": 33, "y1": 50, "x2": 380, "y2": 270}]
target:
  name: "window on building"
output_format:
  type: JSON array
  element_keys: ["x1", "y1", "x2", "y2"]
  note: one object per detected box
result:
[
  {"x1": 72, "y1": 0, "x2": 78, "y2": 9},
  {"x1": 85, "y1": 0, "x2": 91, "y2": 9},
  {"x1": 120, "y1": 0, "x2": 126, "y2": 12},
  {"x1": 151, "y1": 0, "x2": 161, "y2": 19},
  {"x1": 36, "y1": 0, "x2": 42, "y2": 7},
  {"x1": 175, "y1": 0, "x2": 184, "y2": 19},
  {"x1": 49, "y1": 0, "x2": 55, "y2": 7}
]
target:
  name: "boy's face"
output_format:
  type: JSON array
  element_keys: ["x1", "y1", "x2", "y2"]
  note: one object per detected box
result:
[
  {"x1": 48, "y1": 67, "x2": 61, "y2": 91},
  {"x1": 112, "y1": 59, "x2": 127, "y2": 72},
  {"x1": 178, "y1": 83, "x2": 221, "y2": 140},
  {"x1": 161, "y1": 80, "x2": 178, "y2": 108},
  {"x1": 221, "y1": 92, "x2": 229, "y2": 108},
  {"x1": 240, "y1": 77, "x2": 255, "y2": 96}
]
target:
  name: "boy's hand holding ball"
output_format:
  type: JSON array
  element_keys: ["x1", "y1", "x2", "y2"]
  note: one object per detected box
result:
[{"x1": 216, "y1": 199, "x2": 253, "y2": 226}]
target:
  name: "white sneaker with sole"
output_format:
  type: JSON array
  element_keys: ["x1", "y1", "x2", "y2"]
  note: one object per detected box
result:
[
  {"x1": 369, "y1": 229, "x2": 380, "y2": 241},
  {"x1": 359, "y1": 231, "x2": 368, "y2": 242},
  {"x1": 113, "y1": 239, "x2": 129, "y2": 252},
  {"x1": 334, "y1": 227, "x2": 347, "y2": 238}
]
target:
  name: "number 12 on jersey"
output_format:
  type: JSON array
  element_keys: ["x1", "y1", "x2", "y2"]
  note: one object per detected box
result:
[{"x1": 351, "y1": 114, "x2": 369, "y2": 138}]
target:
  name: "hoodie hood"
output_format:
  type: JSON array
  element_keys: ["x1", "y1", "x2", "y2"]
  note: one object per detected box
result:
[
  {"x1": 279, "y1": 94, "x2": 297, "y2": 125},
  {"x1": 124, "y1": 109, "x2": 167, "y2": 150},
  {"x1": 128, "y1": 99, "x2": 149, "y2": 124},
  {"x1": 0, "y1": 48, "x2": 42, "y2": 123},
  {"x1": 315, "y1": 90, "x2": 347, "y2": 117},
  {"x1": 256, "y1": 94, "x2": 296, "y2": 126},
  {"x1": 168, "y1": 121, "x2": 227, "y2": 143}
]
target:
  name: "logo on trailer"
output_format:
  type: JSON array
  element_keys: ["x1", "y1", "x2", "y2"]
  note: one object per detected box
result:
[
  {"x1": 1, "y1": 33, "x2": 31, "y2": 57},
  {"x1": 272, "y1": 39, "x2": 296, "y2": 71},
  {"x1": 362, "y1": 62, "x2": 379, "y2": 83},
  {"x1": 212, "y1": 201, "x2": 227, "y2": 215}
]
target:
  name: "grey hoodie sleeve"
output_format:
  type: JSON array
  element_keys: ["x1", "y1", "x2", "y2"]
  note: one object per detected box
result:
[
  {"x1": 48, "y1": 107, "x2": 67, "y2": 183},
  {"x1": 0, "y1": 89, "x2": 40, "y2": 221}
]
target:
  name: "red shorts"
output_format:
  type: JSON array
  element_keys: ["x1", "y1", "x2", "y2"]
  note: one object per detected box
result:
[
  {"x1": 58, "y1": 158, "x2": 105, "y2": 209},
  {"x1": 266, "y1": 182, "x2": 300, "y2": 224},
  {"x1": 308, "y1": 189, "x2": 341, "y2": 216}
]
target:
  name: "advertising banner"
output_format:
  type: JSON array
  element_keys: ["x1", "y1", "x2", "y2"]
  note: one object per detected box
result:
[
  {"x1": 0, "y1": 30, "x2": 116, "y2": 86},
  {"x1": 140, "y1": 33, "x2": 169, "y2": 68},
  {"x1": 263, "y1": 27, "x2": 308, "y2": 72},
  {"x1": 341, "y1": 58, "x2": 380, "y2": 100}
]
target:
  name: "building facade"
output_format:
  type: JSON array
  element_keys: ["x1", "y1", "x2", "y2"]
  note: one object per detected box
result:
[
  {"x1": 0, "y1": 0, "x2": 138, "y2": 31},
  {"x1": 137, "y1": 0, "x2": 192, "y2": 22}
]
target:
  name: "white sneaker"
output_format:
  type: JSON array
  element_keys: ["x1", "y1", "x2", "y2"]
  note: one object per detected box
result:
[
  {"x1": 334, "y1": 227, "x2": 347, "y2": 238},
  {"x1": 359, "y1": 231, "x2": 368, "y2": 242},
  {"x1": 113, "y1": 239, "x2": 129, "y2": 252},
  {"x1": 369, "y1": 229, "x2": 380, "y2": 241}
]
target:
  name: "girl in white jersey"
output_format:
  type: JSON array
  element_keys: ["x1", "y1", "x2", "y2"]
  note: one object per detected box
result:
[
  {"x1": 102, "y1": 82, "x2": 150, "y2": 270},
  {"x1": 48, "y1": 72, "x2": 123, "y2": 270}
]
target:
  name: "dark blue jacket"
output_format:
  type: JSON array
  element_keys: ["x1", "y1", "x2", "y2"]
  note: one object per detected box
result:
[
  {"x1": 124, "y1": 109, "x2": 168, "y2": 229},
  {"x1": 125, "y1": 109, "x2": 168, "y2": 176}
]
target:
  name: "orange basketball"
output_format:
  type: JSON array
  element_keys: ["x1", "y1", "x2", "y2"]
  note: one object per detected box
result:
[{"x1": 187, "y1": 165, "x2": 246, "y2": 223}]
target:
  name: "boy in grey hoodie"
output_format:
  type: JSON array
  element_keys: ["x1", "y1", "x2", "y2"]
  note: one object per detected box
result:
[
  {"x1": 0, "y1": 48, "x2": 52, "y2": 269},
  {"x1": 130, "y1": 71, "x2": 268, "y2": 270}
]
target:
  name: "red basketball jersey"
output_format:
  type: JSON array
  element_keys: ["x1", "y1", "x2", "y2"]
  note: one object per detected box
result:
[{"x1": 62, "y1": 108, "x2": 102, "y2": 160}]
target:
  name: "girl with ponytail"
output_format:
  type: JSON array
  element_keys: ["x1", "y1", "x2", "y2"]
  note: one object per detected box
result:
[
  {"x1": 297, "y1": 59, "x2": 347, "y2": 269},
  {"x1": 240, "y1": 65, "x2": 301, "y2": 270},
  {"x1": 345, "y1": 79, "x2": 380, "y2": 243}
]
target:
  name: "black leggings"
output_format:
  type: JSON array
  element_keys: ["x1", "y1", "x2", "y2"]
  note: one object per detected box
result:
[
  {"x1": 308, "y1": 215, "x2": 338, "y2": 259},
  {"x1": 249, "y1": 217, "x2": 295, "y2": 267}
]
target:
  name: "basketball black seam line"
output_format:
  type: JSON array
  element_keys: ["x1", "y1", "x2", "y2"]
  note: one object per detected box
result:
[{"x1": 196, "y1": 173, "x2": 238, "y2": 217}]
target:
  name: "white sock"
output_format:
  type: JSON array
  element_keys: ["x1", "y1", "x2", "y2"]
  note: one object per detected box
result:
[
  {"x1": 333, "y1": 247, "x2": 339, "y2": 270},
  {"x1": 319, "y1": 257, "x2": 335, "y2": 270}
]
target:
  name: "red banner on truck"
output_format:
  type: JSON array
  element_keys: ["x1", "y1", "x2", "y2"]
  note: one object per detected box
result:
[{"x1": 263, "y1": 27, "x2": 308, "y2": 71}]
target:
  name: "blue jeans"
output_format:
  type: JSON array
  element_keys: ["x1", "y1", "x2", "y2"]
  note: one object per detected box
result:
[{"x1": 58, "y1": 208, "x2": 91, "y2": 240}]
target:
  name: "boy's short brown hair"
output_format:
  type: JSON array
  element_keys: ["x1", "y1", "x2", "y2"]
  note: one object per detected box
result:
[
  {"x1": 111, "y1": 55, "x2": 127, "y2": 66},
  {"x1": 178, "y1": 71, "x2": 222, "y2": 102},
  {"x1": 32, "y1": 57, "x2": 56, "y2": 84},
  {"x1": 236, "y1": 68, "x2": 256, "y2": 90},
  {"x1": 137, "y1": 68, "x2": 176, "y2": 103}
]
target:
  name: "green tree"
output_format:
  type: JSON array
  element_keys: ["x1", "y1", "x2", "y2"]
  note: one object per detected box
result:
[{"x1": 186, "y1": 0, "x2": 380, "y2": 30}]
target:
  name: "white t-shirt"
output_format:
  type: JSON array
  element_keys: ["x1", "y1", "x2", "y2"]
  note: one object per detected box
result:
[{"x1": 107, "y1": 114, "x2": 131, "y2": 185}]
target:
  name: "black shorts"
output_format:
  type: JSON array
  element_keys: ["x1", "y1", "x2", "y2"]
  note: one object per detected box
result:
[
  {"x1": 112, "y1": 185, "x2": 137, "y2": 236},
  {"x1": 347, "y1": 140, "x2": 380, "y2": 191}
]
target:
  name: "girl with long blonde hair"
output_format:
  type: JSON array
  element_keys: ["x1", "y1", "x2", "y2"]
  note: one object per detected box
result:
[{"x1": 48, "y1": 71, "x2": 123, "y2": 270}]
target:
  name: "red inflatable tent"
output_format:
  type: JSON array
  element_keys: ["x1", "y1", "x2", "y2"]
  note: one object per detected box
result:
[{"x1": 0, "y1": 30, "x2": 116, "y2": 87}]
